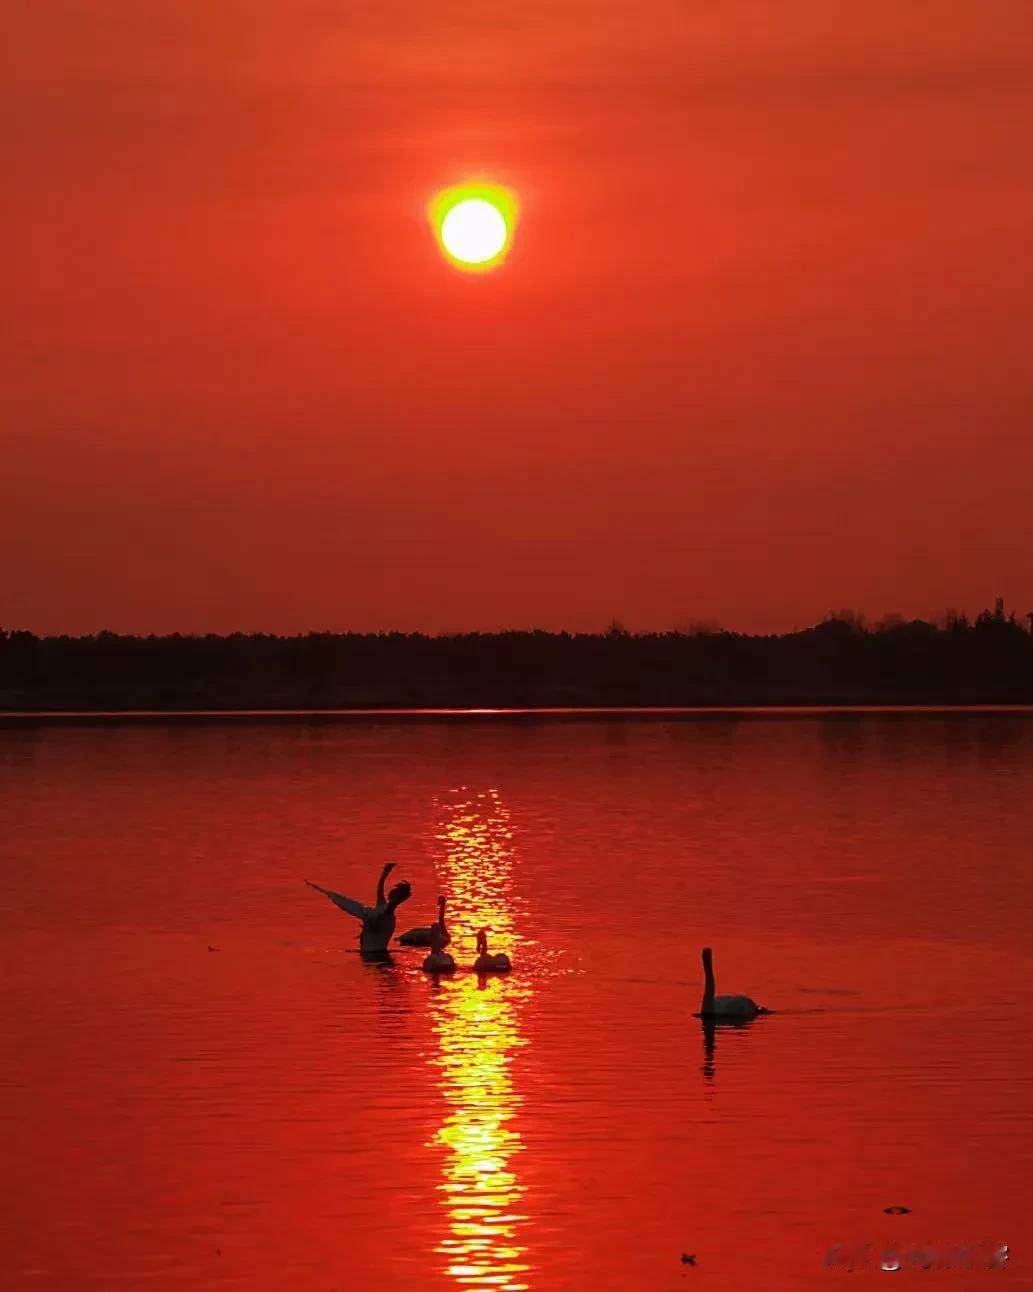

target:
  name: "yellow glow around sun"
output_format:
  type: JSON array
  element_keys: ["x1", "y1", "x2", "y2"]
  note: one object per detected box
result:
[{"x1": 430, "y1": 183, "x2": 518, "y2": 272}]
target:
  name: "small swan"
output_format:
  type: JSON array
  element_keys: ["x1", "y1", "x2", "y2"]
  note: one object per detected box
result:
[
  {"x1": 695, "y1": 946, "x2": 767, "y2": 1019},
  {"x1": 422, "y1": 914, "x2": 455, "y2": 974},
  {"x1": 473, "y1": 928, "x2": 511, "y2": 974},
  {"x1": 398, "y1": 895, "x2": 450, "y2": 948},
  {"x1": 423, "y1": 948, "x2": 455, "y2": 973}
]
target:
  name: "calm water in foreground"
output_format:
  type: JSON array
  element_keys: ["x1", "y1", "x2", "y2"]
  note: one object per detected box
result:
[{"x1": 2, "y1": 713, "x2": 1031, "y2": 1289}]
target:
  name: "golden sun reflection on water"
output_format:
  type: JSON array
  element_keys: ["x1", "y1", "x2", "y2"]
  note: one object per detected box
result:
[{"x1": 426, "y1": 789, "x2": 532, "y2": 1292}]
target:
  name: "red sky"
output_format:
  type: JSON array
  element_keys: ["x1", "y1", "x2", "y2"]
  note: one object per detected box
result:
[{"x1": 4, "y1": 2, "x2": 1033, "y2": 635}]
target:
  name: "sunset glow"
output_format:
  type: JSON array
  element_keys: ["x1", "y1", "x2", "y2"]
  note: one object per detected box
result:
[
  {"x1": 5, "y1": 2, "x2": 1033, "y2": 1289},
  {"x1": 6, "y1": 3, "x2": 1033, "y2": 638}
]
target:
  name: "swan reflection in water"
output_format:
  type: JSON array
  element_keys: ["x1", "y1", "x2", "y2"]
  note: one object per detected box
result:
[
  {"x1": 700, "y1": 1015, "x2": 759, "y2": 1083},
  {"x1": 426, "y1": 788, "x2": 532, "y2": 1292}
]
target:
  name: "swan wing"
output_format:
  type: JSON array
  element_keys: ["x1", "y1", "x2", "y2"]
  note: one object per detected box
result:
[
  {"x1": 713, "y1": 994, "x2": 759, "y2": 1016},
  {"x1": 314, "y1": 887, "x2": 372, "y2": 921}
]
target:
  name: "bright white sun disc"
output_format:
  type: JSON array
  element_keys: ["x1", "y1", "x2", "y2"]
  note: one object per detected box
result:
[{"x1": 440, "y1": 199, "x2": 508, "y2": 265}]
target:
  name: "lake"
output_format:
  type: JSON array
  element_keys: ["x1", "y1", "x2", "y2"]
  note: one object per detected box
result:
[{"x1": 2, "y1": 711, "x2": 1031, "y2": 1289}]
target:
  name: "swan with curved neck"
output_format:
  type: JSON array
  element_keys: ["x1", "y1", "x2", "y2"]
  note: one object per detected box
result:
[
  {"x1": 473, "y1": 928, "x2": 511, "y2": 973},
  {"x1": 422, "y1": 909, "x2": 456, "y2": 974},
  {"x1": 697, "y1": 947, "x2": 766, "y2": 1019},
  {"x1": 398, "y1": 895, "x2": 450, "y2": 948}
]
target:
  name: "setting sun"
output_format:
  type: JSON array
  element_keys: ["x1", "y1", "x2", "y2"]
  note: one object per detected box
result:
[
  {"x1": 430, "y1": 183, "x2": 518, "y2": 272},
  {"x1": 442, "y1": 200, "x2": 505, "y2": 264}
]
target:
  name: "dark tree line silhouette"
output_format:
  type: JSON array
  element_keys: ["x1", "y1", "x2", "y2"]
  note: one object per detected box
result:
[{"x1": 2, "y1": 598, "x2": 1032, "y2": 710}]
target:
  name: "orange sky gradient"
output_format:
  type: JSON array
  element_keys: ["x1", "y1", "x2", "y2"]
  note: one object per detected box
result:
[{"x1": 4, "y1": 2, "x2": 1033, "y2": 635}]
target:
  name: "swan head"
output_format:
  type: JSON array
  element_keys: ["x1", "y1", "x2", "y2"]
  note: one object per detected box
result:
[
  {"x1": 387, "y1": 880, "x2": 412, "y2": 909},
  {"x1": 437, "y1": 895, "x2": 447, "y2": 912},
  {"x1": 702, "y1": 947, "x2": 713, "y2": 968}
]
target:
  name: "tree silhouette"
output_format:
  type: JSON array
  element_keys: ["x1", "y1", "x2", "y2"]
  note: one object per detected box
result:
[{"x1": 1, "y1": 601, "x2": 1030, "y2": 710}]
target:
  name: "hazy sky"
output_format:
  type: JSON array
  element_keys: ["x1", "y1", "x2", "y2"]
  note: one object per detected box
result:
[{"x1": 4, "y1": 2, "x2": 1032, "y2": 634}]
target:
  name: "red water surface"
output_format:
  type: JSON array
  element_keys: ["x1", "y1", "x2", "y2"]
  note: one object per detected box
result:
[{"x1": 2, "y1": 714, "x2": 1031, "y2": 1288}]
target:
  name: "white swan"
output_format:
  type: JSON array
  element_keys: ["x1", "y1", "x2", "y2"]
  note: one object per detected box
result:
[
  {"x1": 696, "y1": 947, "x2": 766, "y2": 1019},
  {"x1": 422, "y1": 917, "x2": 455, "y2": 974},
  {"x1": 398, "y1": 895, "x2": 450, "y2": 948},
  {"x1": 473, "y1": 928, "x2": 511, "y2": 973}
]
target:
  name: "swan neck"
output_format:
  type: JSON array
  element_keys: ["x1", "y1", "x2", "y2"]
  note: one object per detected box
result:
[{"x1": 702, "y1": 953, "x2": 715, "y2": 1011}]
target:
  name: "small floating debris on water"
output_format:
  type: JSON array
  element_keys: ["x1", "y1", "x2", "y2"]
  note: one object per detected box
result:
[
  {"x1": 884, "y1": 1205, "x2": 911, "y2": 1215},
  {"x1": 680, "y1": 1253, "x2": 696, "y2": 1265},
  {"x1": 207, "y1": 946, "x2": 220, "y2": 953}
]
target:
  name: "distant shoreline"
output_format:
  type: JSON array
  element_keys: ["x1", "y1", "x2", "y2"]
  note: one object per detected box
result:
[
  {"x1": 3, "y1": 608, "x2": 1032, "y2": 711},
  {"x1": 4, "y1": 705, "x2": 1033, "y2": 723}
]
